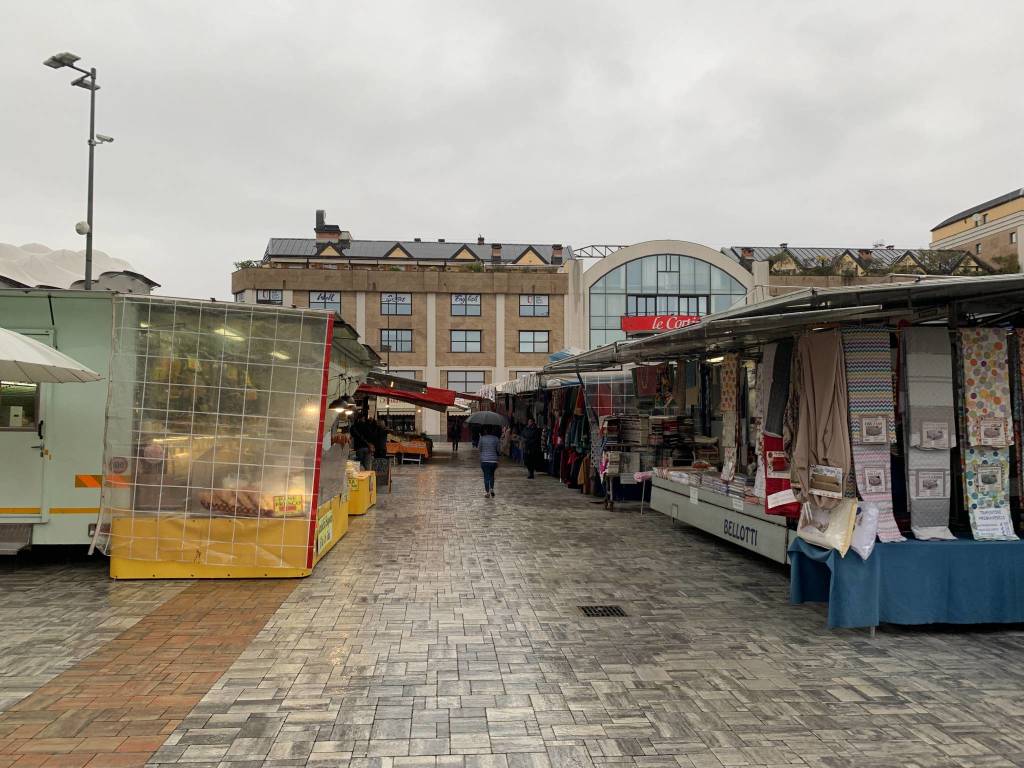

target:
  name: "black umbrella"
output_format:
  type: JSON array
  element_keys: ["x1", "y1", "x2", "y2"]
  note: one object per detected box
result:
[{"x1": 466, "y1": 411, "x2": 507, "y2": 427}]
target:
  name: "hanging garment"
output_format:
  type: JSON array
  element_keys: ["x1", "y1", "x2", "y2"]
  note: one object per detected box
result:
[
  {"x1": 1014, "y1": 331, "x2": 1024, "y2": 504},
  {"x1": 751, "y1": 346, "x2": 774, "y2": 502},
  {"x1": 790, "y1": 330, "x2": 852, "y2": 511},
  {"x1": 762, "y1": 341, "x2": 800, "y2": 518},
  {"x1": 841, "y1": 328, "x2": 905, "y2": 543},
  {"x1": 902, "y1": 327, "x2": 956, "y2": 540},
  {"x1": 719, "y1": 353, "x2": 740, "y2": 470},
  {"x1": 959, "y1": 328, "x2": 1017, "y2": 540}
]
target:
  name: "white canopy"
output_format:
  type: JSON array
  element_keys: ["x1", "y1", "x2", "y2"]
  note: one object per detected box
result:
[{"x1": 0, "y1": 327, "x2": 102, "y2": 383}]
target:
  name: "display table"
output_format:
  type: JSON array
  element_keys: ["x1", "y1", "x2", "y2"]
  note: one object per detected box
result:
[
  {"x1": 790, "y1": 537, "x2": 1024, "y2": 628},
  {"x1": 387, "y1": 439, "x2": 430, "y2": 463},
  {"x1": 650, "y1": 476, "x2": 793, "y2": 563},
  {"x1": 348, "y1": 471, "x2": 376, "y2": 516}
]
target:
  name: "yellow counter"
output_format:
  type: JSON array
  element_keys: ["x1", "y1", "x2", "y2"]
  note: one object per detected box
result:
[
  {"x1": 348, "y1": 471, "x2": 376, "y2": 516},
  {"x1": 109, "y1": 492, "x2": 352, "y2": 579}
]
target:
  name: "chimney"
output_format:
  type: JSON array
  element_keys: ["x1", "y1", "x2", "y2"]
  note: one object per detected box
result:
[
  {"x1": 858, "y1": 248, "x2": 873, "y2": 259},
  {"x1": 886, "y1": 244, "x2": 895, "y2": 250},
  {"x1": 741, "y1": 247, "x2": 754, "y2": 259},
  {"x1": 779, "y1": 242, "x2": 788, "y2": 249},
  {"x1": 477, "y1": 236, "x2": 485, "y2": 245},
  {"x1": 314, "y1": 209, "x2": 343, "y2": 243},
  {"x1": 491, "y1": 243, "x2": 503, "y2": 263},
  {"x1": 551, "y1": 244, "x2": 563, "y2": 265},
  {"x1": 438, "y1": 238, "x2": 445, "y2": 243},
  {"x1": 414, "y1": 237, "x2": 421, "y2": 242}
]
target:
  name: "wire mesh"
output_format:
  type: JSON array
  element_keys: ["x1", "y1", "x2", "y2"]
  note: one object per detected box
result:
[{"x1": 94, "y1": 296, "x2": 330, "y2": 569}]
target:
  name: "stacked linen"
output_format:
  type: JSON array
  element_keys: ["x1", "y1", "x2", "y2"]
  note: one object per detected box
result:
[
  {"x1": 902, "y1": 327, "x2": 956, "y2": 540},
  {"x1": 959, "y1": 328, "x2": 1018, "y2": 540},
  {"x1": 841, "y1": 328, "x2": 905, "y2": 542}
]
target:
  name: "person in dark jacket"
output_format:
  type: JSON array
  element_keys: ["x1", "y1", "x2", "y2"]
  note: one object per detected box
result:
[
  {"x1": 369, "y1": 418, "x2": 388, "y2": 459},
  {"x1": 521, "y1": 417, "x2": 542, "y2": 479},
  {"x1": 448, "y1": 418, "x2": 462, "y2": 453},
  {"x1": 350, "y1": 414, "x2": 374, "y2": 470}
]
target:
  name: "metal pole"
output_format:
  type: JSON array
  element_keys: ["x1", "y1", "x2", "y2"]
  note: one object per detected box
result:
[{"x1": 85, "y1": 67, "x2": 96, "y2": 290}]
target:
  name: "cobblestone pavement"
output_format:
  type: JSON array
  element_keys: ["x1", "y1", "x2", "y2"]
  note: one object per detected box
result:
[{"x1": 5, "y1": 449, "x2": 1024, "y2": 768}]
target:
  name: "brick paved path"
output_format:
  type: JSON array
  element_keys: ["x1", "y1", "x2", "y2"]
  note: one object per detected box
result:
[{"x1": 4, "y1": 448, "x2": 1024, "y2": 768}]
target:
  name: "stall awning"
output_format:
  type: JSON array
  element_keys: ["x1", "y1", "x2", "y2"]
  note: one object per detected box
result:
[
  {"x1": 356, "y1": 384, "x2": 458, "y2": 412},
  {"x1": 544, "y1": 273, "x2": 1024, "y2": 373}
]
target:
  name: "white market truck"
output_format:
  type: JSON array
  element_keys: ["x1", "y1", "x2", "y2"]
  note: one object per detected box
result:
[{"x1": 0, "y1": 289, "x2": 113, "y2": 552}]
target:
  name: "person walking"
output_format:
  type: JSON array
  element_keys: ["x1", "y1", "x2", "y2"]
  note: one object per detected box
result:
[
  {"x1": 521, "y1": 417, "x2": 542, "y2": 479},
  {"x1": 448, "y1": 418, "x2": 461, "y2": 453},
  {"x1": 478, "y1": 425, "x2": 500, "y2": 498}
]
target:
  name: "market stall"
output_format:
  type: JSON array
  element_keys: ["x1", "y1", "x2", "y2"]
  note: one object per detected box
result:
[
  {"x1": 545, "y1": 274, "x2": 1024, "y2": 628},
  {"x1": 92, "y1": 295, "x2": 378, "y2": 579}
]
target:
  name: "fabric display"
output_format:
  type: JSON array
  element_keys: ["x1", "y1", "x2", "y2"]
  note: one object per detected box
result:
[
  {"x1": 790, "y1": 330, "x2": 851, "y2": 511},
  {"x1": 752, "y1": 347, "x2": 772, "y2": 501},
  {"x1": 719, "y1": 353, "x2": 740, "y2": 469},
  {"x1": 1015, "y1": 331, "x2": 1024, "y2": 503},
  {"x1": 841, "y1": 328, "x2": 905, "y2": 543},
  {"x1": 959, "y1": 328, "x2": 1018, "y2": 541},
  {"x1": 902, "y1": 327, "x2": 956, "y2": 540},
  {"x1": 762, "y1": 340, "x2": 801, "y2": 518}
]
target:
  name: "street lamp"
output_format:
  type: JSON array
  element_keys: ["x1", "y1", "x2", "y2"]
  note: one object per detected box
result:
[{"x1": 44, "y1": 51, "x2": 112, "y2": 290}]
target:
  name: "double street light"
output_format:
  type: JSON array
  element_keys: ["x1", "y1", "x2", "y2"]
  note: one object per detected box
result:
[{"x1": 44, "y1": 51, "x2": 113, "y2": 290}]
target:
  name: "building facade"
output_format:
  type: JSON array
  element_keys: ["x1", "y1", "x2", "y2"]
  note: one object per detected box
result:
[
  {"x1": 232, "y1": 211, "x2": 568, "y2": 437},
  {"x1": 930, "y1": 187, "x2": 1024, "y2": 272},
  {"x1": 233, "y1": 212, "x2": 995, "y2": 438}
]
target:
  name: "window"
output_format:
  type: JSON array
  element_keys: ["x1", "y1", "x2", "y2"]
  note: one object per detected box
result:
[
  {"x1": 625, "y1": 295, "x2": 707, "y2": 316},
  {"x1": 381, "y1": 292, "x2": 412, "y2": 315},
  {"x1": 380, "y1": 329, "x2": 412, "y2": 353},
  {"x1": 450, "y1": 330, "x2": 481, "y2": 353},
  {"x1": 256, "y1": 289, "x2": 283, "y2": 305},
  {"x1": 983, "y1": 213, "x2": 989, "y2": 224},
  {"x1": 447, "y1": 370, "x2": 486, "y2": 393},
  {"x1": 519, "y1": 294, "x2": 549, "y2": 317},
  {"x1": 513, "y1": 370, "x2": 536, "y2": 379},
  {"x1": 0, "y1": 381, "x2": 39, "y2": 430},
  {"x1": 451, "y1": 294, "x2": 481, "y2": 316},
  {"x1": 387, "y1": 370, "x2": 418, "y2": 380},
  {"x1": 975, "y1": 243, "x2": 982, "y2": 255},
  {"x1": 519, "y1": 330, "x2": 549, "y2": 353},
  {"x1": 309, "y1": 291, "x2": 341, "y2": 312},
  {"x1": 1012, "y1": 232, "x2": 1018, "y2": 245},
  {"x1": 233, "y1": 291, "x2": 246, "y2": 303}
]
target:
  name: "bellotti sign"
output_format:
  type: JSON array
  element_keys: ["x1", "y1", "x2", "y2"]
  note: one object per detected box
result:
[{"x1": 620, "y1": 314, "x2": 701, "y2": 333}]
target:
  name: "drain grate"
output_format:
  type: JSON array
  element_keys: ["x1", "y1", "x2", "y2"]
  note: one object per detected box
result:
[{"x1": 578, "y1": 605, "x2": 626, "y2": 618}]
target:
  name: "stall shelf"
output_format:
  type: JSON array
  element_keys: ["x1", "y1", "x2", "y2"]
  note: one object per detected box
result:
[{"x1": 650, "y1": 476, "x2": 792, "y2": 563}]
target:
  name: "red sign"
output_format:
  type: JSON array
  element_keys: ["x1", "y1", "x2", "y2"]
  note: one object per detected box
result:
[{"x1": 620, "y1": 314, "x2": 701, "y2": 333}]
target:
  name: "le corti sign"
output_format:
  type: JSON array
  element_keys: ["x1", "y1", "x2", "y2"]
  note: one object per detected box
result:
[{"x1": 620, "y1": 314, "x2": 701, "y2": 333}]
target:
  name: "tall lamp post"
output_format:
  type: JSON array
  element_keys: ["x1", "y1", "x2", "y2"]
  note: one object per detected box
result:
[{"x1": 44, "y1": 51, "x2": 113, "y2": 290}]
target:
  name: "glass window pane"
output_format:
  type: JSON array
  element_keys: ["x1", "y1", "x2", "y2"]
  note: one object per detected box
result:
[
  {"x1": 0, "y1": 381, "x2": 38, "y2": 429},
  {"x1": 711, "y1": 267, "x2": 733, "y2": 292},
  {"x1": 693, "y1": 260, "x2": 711, "y2": 293},
  {"x1": 626, "y1": 261, "x2": 641, "y2": 292},
  {"x1": 641, "y1": 257, "x2": 657, "y2": 292},
  {"x1": 679, "y1": 257, "x2": 696, "y2": 293},
  {"x1": 657, "y1": 270, "x2": 677, "y2": 293}
]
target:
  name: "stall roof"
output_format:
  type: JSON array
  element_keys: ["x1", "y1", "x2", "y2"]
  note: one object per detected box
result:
[
  {"x1": 356, "y1": 383, "x2": 458, "y2": 412},
  {"x1": 544, "y1": 273, "x2": 1024, "y2": 372}
]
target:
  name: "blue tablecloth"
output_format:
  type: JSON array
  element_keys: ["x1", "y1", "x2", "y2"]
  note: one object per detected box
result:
[{"x1": 789, "y1": 537, "x2": 1024, "y2": 628}]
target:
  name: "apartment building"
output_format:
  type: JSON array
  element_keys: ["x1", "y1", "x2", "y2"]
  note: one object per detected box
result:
[
  {"x1": 930, "y1": 187, "x2": 1024, "y2": 271},
  {"x1": 232, "y1": 211, "x2": 568, "y2": 437}
]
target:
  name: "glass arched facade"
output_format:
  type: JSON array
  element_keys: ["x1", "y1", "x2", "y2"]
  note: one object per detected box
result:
[{"x1": 588, "y1": 253, "x2": 747, "y2": 348}]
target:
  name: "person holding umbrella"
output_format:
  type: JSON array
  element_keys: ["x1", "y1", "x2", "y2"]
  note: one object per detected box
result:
[{"x1": 467, "y1": 410, "x2": 507, "y2": 498}]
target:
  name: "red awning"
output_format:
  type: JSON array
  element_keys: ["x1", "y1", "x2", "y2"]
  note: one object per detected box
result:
[{"x1": 356, "y1": 384, "x2": 458, "y2": 412}]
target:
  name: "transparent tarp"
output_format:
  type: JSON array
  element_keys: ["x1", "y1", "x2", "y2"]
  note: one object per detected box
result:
[{"x1": 95, "y1": 296, "x2": 331, "y2": 570}]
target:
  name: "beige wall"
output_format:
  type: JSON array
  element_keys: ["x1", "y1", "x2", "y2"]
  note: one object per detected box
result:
[
  {"x1": 435, "y1": 293, "x2": 496, "y2": 368},
  {"x1": 364, "y1": 292, "x2": 429, "y2": 368},
  {"x1": 503, "y1": 292, "x2": 564, "y2": 369}
]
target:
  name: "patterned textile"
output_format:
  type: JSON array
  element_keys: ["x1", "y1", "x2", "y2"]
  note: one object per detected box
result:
[
  {"x1": 842, "y1": 328, "x2": 904, "y2": 543},
  {"x1": 761, "y1": 342, "x2": 800, "y2": 518},
  {"x1": 719, "y1": 353, "x2": 740, "y2": 467},
  {"x1": 903, "y1": 327, "x2": 955, "y2": 539},
  {"x1": 1015, "y1": 331, "x2": 1024, "y2": 503},
  {"x1": 959, "y1": 328, "x2": 1017, "y2": 541}
]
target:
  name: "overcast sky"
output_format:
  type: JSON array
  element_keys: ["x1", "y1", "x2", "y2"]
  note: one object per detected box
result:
[{"x1": 3, "y1": 1, "x2": 1023, "y2": 298}]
